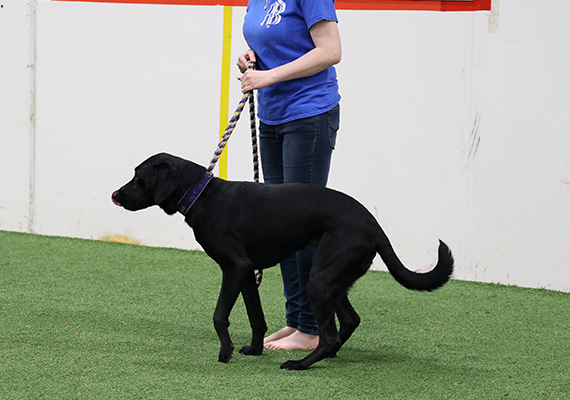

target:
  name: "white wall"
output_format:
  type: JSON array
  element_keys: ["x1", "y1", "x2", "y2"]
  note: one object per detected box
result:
[
  {"x1": 465, "y1": 1, "x2": 570, "y2": 290},
  {"x1": 0, "y1": 0, "x2": 30, "y2": 232},
  {"x1": 1, "y1": 0, "x2": 569, "y2": 292}
]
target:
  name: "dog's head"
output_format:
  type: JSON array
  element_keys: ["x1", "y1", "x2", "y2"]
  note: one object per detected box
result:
[{"x1": 112, "y1": 153, "x2": 199, "y2": 215}]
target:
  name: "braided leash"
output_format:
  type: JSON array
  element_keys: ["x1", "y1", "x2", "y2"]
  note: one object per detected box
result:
[
  {"x1": 248, "y1": 88, "x2": 262, "y2": 285},
  {"x1": 207, "y1": 62, "x2": 260, "y2": 183},
  {"x1": 249, "y1": 88, "x2": 260, "y2": 184},
  {"x1": 205, "y1": 62, "x2": 263, "y2": 285}
]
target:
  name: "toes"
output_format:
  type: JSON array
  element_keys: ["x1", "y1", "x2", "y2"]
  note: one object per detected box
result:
[
  {"x1": 280, "y1": 360, "x2": 309, "y2": 371},
  {"x1": 239, "y1": 345, "x2": 263, "y2": 356},
  {"x1": 218, "y1": 344, "x2": 235, "y2": 363}
]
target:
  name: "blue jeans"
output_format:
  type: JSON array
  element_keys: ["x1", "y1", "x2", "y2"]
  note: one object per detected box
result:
[{"x1": 259, "y1": 103, "x2": 339, "y2": 335}]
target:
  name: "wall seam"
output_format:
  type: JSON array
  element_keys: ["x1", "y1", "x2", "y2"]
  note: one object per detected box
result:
[{"x1": 27, "y1": 0, "x2": 38, "y2": 234}]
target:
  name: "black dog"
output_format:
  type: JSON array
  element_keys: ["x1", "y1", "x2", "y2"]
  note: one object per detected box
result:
[{"x1": 112, "y1": 153, "x2": 453, "y2": 370}]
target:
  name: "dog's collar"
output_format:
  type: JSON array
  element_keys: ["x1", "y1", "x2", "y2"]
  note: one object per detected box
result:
[{"x1": 177, "y1": 172, "x2": 213, "y2": 216}]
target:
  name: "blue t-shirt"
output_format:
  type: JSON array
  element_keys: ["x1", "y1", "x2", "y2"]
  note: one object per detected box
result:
[{"x1": 243, "y1": 0, "x2": 341, "y2": 125}]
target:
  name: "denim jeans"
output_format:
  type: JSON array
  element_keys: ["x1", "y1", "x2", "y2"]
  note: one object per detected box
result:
[{"x1": 259, "y1": 103, "x2": 339, "y2": 335}]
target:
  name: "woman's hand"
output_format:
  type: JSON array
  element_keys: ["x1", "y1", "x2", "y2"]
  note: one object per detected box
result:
[
  {"x1": 239, "y1": 69, "x2": 276, "y2": 93},
  {"x1": 237, "y1": 49, "x2": 256, "y2": 73},
  {"x1": 237, "y1": 50, "x2": 275, "y2": 93}
]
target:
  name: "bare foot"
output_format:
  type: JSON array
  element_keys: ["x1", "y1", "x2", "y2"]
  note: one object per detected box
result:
[
  {"x1": 264, "y1": 326, "x2": 297, "y2": 347},
  {"x1": 265, "y1": 330, "x2": 319, "y2": 350}
]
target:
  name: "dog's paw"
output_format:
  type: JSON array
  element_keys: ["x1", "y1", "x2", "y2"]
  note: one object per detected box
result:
[
  {"x1": 218, "y1": 352, "x2": 233, "y2": 363},
  {"x1": 239, "y1": 345, "x2": 263, "y2": 356},
  {"x1": 218, "y1": 345, "x2": 235, "y2": 363},
  {"x1": 280, "y1": 360, "x2": 309, "y2": 371}
]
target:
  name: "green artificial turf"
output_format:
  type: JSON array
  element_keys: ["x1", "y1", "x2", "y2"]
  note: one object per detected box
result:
[{"x1": 1, "y1": 230, "x2": 569, "y2": 399}]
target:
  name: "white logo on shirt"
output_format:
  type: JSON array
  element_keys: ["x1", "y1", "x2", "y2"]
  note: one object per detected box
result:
[{"x1": 261, "y1": 0, "x2": 286, "y2": 28}]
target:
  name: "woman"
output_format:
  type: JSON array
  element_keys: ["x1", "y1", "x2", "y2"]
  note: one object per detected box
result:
[{"x1": 237, "y1": 0, "x2": 341, "y2": 351}]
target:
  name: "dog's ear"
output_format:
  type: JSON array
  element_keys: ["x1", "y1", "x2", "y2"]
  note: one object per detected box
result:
[{"x1": 152, "y1": 162, "x2": 179, "y2": 204}]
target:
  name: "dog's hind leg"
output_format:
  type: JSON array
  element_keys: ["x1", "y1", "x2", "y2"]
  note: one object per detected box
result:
[
  {"x1": 323, "y1": 295, "x2": 359, "y2": 360},
  {"x1": 280, "y1": 269, "x2": 343, "y2": 369},
  {"x1": 280, "y1": 283, "x2": 342, "y2": 370},
  {"x1": 280, "y1": 233, "x2": 374, "y2": 370},
  {"x1": 238, "y1": 270, "x2": 267, "y2": 356},
  {"x1": 336, "y1": 294, "x2": 360, "y2": 346}
]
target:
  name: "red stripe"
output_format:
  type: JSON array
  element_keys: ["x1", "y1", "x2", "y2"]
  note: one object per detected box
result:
[
  {"x1": 336, "y1": 0, "x2": 491, "y2": 11},
  {"x1": 53, "y1": 0, "x2": 491, "y2": 12}
]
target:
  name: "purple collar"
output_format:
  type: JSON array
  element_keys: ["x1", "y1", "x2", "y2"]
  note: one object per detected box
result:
[{"x1": 177, "y1": 172, "x2": 213, "y2": 216}]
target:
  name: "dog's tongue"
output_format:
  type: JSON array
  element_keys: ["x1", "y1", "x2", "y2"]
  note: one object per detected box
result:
[{"x1": 111, "y1": 191, "x2": 121, "y2": 206}]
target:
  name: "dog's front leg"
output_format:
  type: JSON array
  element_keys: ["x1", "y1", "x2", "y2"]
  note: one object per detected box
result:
[
  {"x1": 238, "y1": 270, "x2": 267, "y2": 356},
  {"x1": 213, "y1": 267, "x2": 248, "y2": 363}
]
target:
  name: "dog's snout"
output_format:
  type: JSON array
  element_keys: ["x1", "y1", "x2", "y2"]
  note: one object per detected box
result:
[{"x1": 111, "y1": 190, "x2": 121, "y2": 206}]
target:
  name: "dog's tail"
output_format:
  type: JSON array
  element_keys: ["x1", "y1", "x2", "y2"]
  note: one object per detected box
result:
[{"x1": 376, "y1": 232, "x2": 454, "y2": 292}]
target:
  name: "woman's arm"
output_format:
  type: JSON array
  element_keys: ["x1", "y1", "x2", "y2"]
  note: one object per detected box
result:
[{"x1": 238, "y1": 20, "x2": 341, "y2": 93}]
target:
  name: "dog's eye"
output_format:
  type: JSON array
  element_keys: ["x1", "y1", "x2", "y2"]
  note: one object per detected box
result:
[{"x1": 134, "y1": 177, "x2": 146, "y2": 189}]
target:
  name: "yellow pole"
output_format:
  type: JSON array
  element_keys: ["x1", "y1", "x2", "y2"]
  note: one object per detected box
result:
[{"x1": 218, "y1": 6, "x2": 233, "y2": 180}]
